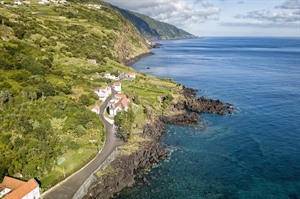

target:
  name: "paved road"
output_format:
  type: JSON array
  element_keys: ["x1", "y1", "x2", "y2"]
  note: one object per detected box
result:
[{"x1": 43, "y1": 89, "x2": 123, "y2": 199}]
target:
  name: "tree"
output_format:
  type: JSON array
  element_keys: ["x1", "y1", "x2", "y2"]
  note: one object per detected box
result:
[
  {"x1": 79, "y1": 94, "x2": 94, "y2": 106},
  {"x1": 0, "y1": 90, "x2": 13, "y2": 107},
  {"x1": 114, "y1": 108, "x2": 135, "y2": 142},
  {"x1": 50, "y1": 117, "x2": 67, "y2": 134}
]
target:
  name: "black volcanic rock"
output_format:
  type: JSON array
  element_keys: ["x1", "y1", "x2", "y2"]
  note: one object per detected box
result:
[
  {"x1": 185, "y1": 97, "x2": 234, "y2": 115},
  {"x1": 160, "y1": 112, "x2": 201, "y2": 126},
  {"x1": 181, "y1": 86, "x2": 198, "y2": 99},
  {"x1": 178, "y1": 87, "x2": 234, "y2": 115},
  {"x1": 83, "y1": 120, "x2": 168, "y2": 199}
]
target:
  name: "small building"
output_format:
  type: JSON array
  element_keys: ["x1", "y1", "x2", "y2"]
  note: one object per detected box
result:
[
  {"x1": 94, "y1": 86, "x2": 111, "y2": 101},
  {"x1": 90, "y1": 105, "x2": 100, "y2": 114},
  {"x1": 108, "y1": 94, "x2": 129, "y2": 116},
  {"x1": 112, "y1": 82, "x2": 121, "y2": 93},
  {"x1": 126, "y1": 72, "x2": 136, "y2": 79},
  {"x1": 38, "y1": 0, "x2": 49, "y2": 4},
  {"x1": 87, "y1": 59, "x2": 97, "y2": 65},
  {"x1": 14, "y1": 1, "x2": 22, "y2": 5},
  {"x1": 0, "y1": 176, "x2": 40, "y2": 199},
  {"x1": 104, "y1": 73, "x2": 117, "y2": 80}
]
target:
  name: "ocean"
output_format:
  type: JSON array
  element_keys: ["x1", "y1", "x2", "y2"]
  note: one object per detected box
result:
[{"x1": 117, "y1": 37, "x2": 300, "y2": 199}]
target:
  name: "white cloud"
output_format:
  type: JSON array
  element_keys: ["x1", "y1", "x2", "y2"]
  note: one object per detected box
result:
[
  {"x1": 275, "y1": 0, "x2": 300, "y2": 9},
  {"x1": 235, "y1": 10, "x2": 300, "y2": 23},
  {"x1": 104, "y1": 0, "x2": 220, "y2": 27},
  {"x1": 222, "y1": 0, "x2": 300, "y2": 28},
  {"x1": 221, "y1": 20, "x2": 299, "y2": 28}
]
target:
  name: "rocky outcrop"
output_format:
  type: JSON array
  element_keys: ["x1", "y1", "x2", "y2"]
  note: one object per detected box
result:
[
  {"x1": 83, "y1": 120, "x2": 167, "y2": 199},
  {"x1": 83, "y1": 88, "x2": 234, "y2": 199},
  {"x1": 124, "y1": 52, "x2": 154, "y2": 66},
  {"x1": 142, "y1": 119, "x2": 166, "y2": 140},
  {"x1": 185, "y1": 97, "x2": 234, "y2": 115},
  {"x1": 181, "y1": 86, "x2": 198, "y2": 99},
  {"x1": 149, "y1": 42, "x2": 163, "y2": 49},
  {"x1": 160, "y1": 112, "x2": 201, "y2": 126},
  {"x1": 177, "y1": 87, "x2": 234, "y2": 115}
]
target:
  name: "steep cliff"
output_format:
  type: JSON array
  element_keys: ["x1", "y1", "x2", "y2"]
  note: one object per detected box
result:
[{"x1": 114, "y1": 6, "x2": 197, "y2": 40}]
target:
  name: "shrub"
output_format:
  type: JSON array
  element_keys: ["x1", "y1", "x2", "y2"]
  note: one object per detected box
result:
[
  {"x1": 79, "y1": 94, "x2": 94, "y2": 106},
  {"x1": 10, "y1": 69, "x2": 31, "y2": 82}
]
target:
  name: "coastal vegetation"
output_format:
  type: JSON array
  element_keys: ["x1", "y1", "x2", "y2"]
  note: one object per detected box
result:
[{"x1": 0, "y1": 0, "x2": 184, "y2": 191}]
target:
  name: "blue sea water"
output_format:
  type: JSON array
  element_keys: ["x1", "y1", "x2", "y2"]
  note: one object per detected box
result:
[{"x1": 118, "y1": 37, "x2": 300, "y2": 199}]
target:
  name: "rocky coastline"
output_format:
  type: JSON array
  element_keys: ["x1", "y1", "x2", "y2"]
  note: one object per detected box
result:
[
  {"x1": 83, "y1": 120, "x2": 167, "y2": 199},
  {"x1": 124, "y1": 52, "x2": 154, "y2": 66},
  {"x1": 83, "y1": 86, "x2": 234, "y2": 199},
  {"x1": 176, "y1": 86, "x2": 234, "y2": 115}
]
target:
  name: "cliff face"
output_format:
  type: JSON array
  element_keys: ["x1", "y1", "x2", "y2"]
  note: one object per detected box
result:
[
  {"x1": 114, "y1": 6, "x2": 197, "y2": 40},
  {"x1": 113, "y1": 19, "x2": 150, "y2": 64}
]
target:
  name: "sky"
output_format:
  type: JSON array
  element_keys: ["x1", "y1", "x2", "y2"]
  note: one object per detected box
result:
[{"x1": 104, "y1": 0, "x2": 300, "y2": 37}]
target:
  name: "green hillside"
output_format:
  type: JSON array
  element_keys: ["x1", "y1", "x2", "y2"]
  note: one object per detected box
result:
[
  {"x1": 0, "y1": 0, "x2": 183, "y2": 190},
  {"x1": 114, "y1": 6, "x2": 197, "y2": 40},
  {"x1": 0, "y1": 0, "x2": 181, "y2": 190}
]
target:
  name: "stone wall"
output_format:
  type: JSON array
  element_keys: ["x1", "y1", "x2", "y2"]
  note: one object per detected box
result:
[{"x1": 72, "y1": 149, "x2": 118, "y2": 199}]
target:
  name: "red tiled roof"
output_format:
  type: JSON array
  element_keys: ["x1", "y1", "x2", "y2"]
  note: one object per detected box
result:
[
  {"x1": 0, "y1": 177, "x2": 25, "y2": 190},
  {"x1": 115, "y1": 94, "x2": 126, "y2": 98},
  {"x1": 127, "y1": 72, "x2": 136, "y2": 75},
  {"x1": 115, "y1": 95, "x2": 128, "y2": 109},
  {"x1": 1, "y1": 177, "x2": 39, "y2": 199},
  {"x1": 113, "y1": 82, "x2": 121, "y2": 86}
]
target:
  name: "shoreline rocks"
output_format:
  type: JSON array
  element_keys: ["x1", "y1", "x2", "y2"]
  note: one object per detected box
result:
[
  {"x1": 124, "y1": 52, "x2": 154, "y2": 66},
  {"x1": 83, "y1": 120, "x2": 168, "y2": 199},
  {"x1": 178, "y1": 87, "x2": 234, "y2": 115},
  {"x1": 160, "y1": 112, "x2": 201, "y2": 126},
  {"x1": 185, "y1": 97, "x2": 234, "y2": 115}
]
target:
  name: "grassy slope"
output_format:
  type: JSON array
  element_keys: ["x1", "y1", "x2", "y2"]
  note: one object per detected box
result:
[{"x1": 0, "y1": 0, "x2": 181, "y2": 190}]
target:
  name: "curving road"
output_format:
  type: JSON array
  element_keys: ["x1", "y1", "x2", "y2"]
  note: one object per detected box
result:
[{"x1": 43, "y1": 89, "x2": 123, "y2": 199}]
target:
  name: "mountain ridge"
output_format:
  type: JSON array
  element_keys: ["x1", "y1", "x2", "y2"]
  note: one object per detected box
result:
[{"x1": 114, "y1": 6, "x2": 197, "y2": 40}]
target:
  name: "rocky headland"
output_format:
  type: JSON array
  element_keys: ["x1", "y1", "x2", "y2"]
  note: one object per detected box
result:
[
  {"x1": 177, "y1": 86, "x2": 234, "y2": 115},
  {"x1": 83, "y1": 86, "x2": 234, "y2": 199}
]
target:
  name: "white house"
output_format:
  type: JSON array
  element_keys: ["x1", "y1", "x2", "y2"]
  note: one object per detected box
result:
[
  {"x1": 38, "y1": 0, "x2": 49, "y2": 4},
  {"x1": 108, "y1": 94, "x2": 129, "y2": 116},
  {"x1": 104, "y1": 73, "x2": 117, "y2": 80},
  {"x1": 14, "y1": 1, "x2": 22, "y2": 5},
  {"x1": 126, "y1": 72, "x2": 136, "y2": 79},
  {"x1": 94, "y1": 86, "x2": 111, "y2": 101},
  {"x1": 0, "y1": 176, "x2": 40, "y2": 199},
  {"x1": 112, "y1": 82, "x2": 121, "y2": 93},
  {"x1": 90, "y1": 105, "x2": 100, "y2": 114}
]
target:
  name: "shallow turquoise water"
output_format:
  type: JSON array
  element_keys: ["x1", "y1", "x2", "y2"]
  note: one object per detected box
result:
[{"x1": 117, "y1": 37, "x2": 300, "y2": 199}]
